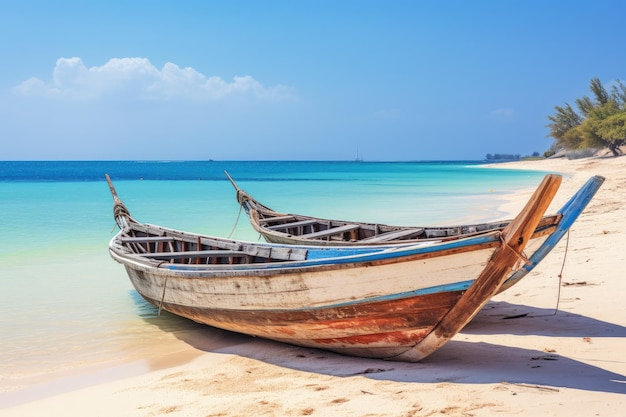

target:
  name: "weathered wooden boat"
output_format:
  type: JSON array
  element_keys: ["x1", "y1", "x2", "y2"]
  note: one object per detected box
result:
[
  {"x1": 107, "y1": 174, "x2": 581, "y2": 361},
  {"x1": 226, "y1": 172, "x2": 604, "y2": 293},
  {"x1": 227, "y1": 171, "x2": 568, "y2": 246}
]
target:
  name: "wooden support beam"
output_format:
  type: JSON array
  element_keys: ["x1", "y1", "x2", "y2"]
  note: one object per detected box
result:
[
  {"x1": 258, "y1": 215, "x2": 296, "y2": 224},
  {"x1": 266, "y1": 219, "x2": 318, "y2": 230},
  {"x1": 300, "y1": 224, "x2": 360, "y2": 239},
  {"x1": 361, "y1": 228, "x2": 424, "y2": 242},
  {"x1": 121, "y1": 236, "x2": 174, "y2": 243}
]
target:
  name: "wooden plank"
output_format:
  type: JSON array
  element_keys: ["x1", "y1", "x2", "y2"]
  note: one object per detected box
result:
[
  {"x1": 361, "y1": 228, "x2": 424, "y2": 242},
  {"x1": 258, "y1": 215, "x2": 296, "y2": 224},
  {"x1": 121, "y1": 236, "x2": 174, "y2": 243},
  {"x1": 197, "y1": 237, "x2": 242, "y2": 252},
  {"x1": 242, "y1": 246, "x2": 308, "y2": 261},
  {"x1": 425, "y1": 229, "x2": 458, "y2": 238},
  {"x1": 267, "y1": 219, "x2": 318, "y2": 230},
  {"x1": 300, "y1": 224, "x2": 360, "y2": 239}
]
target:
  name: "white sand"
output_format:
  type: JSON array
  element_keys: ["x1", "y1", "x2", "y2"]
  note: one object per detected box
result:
[{"x1": 3, "y1": 156, "x2": 625, "y2": 416}]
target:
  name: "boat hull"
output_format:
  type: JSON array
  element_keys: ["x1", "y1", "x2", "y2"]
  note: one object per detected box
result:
[{"x1": 116, "y1": 243, "x2": 496, "y2": 359}]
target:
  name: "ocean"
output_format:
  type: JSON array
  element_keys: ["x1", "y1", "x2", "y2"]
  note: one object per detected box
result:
[{"x1": 0, "y1": 160, "x2": 548, "y2": 397}]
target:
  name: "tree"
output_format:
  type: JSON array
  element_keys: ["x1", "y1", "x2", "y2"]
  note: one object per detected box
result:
[
  {"x1": 598, "y1": 112, "x2": 626, "y2": 146},
  {"x1": 546, "y1": 78, "x2": 626, "y2": 156},
  {"x1": 546, "y1": 104, "x2": 582, "y2": 147}
]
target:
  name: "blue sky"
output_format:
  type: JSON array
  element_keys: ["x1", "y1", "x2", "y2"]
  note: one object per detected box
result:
[{"x1": 1, "y1": 1, "x2": 624, "y2": 161}]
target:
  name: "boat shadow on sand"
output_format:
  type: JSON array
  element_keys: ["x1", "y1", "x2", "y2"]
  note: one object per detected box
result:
[
  {"x1": 131, "y1": 292, "x2": 626, "y2": 395},
  {"x1": 464, "y1": 300, "x2": 626, "y2": 338}
]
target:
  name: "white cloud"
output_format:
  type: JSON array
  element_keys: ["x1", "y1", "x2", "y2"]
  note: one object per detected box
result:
[
  {"x1": 13, "y1": 57, "x2": 295, "y2": 102},
  {"x1": 486, "y1": 108, "x2": 515, "y2": 120}
]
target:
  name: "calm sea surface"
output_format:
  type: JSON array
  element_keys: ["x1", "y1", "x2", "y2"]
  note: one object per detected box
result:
[{"x1": 0, "y1": 161, "x2": 548, "y2": 396}]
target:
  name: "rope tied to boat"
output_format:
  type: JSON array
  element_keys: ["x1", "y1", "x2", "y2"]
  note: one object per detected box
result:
[
  {"x1": 113, "y1": 200, "x2": 130, "y2": 218},
  {"x1": 499, "y1": 233, "x2": 531, "y2": 266},
  {"x1": 235, "y1": 189, "x2": 247, "y2": 205},
  {"x1": 532, "y1": 229, "x2": 570, "y2": 318},
  {"x1": 158, "y1": 275, "x2": 168, "y2": 316},
  {"x1": 552, "y1": 229, "x2": 570, "y2": 315},
  {"x1": 227, "y1": 202, "x2": 243, "y2": 239},
  {"x1": 112, "y1": 200, "x2": 131, "y2": 230}
]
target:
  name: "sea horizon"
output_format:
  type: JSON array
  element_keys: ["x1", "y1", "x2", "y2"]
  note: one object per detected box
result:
[{"x1": 0, "y1": 159, "x2": 509, "y2": 180}]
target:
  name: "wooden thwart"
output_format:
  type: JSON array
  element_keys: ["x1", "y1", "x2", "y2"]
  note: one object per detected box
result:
[
  {"x1": 258, "y1": 215, "x2": 296, "y2": 224},
  {"x1": 120, "y1": 236, "x2": 174, "y2": 243},
  {"x1": 362, "y1": 228, "x2": 424, "y2": 242},
  {"x1": 267, "y1": 219, "x2": 318, "y2": 230},
  {"x1": 300, "y1": 224, "x2": 360, "y2": 239}
]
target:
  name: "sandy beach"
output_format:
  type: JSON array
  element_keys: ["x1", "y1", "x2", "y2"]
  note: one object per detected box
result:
[{"x1": 3, "y1": 156, "x2": 625, "y2": 416}]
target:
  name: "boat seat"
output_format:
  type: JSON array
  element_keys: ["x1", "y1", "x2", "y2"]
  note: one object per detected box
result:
[
  {"x1": 120, "y1": 236, "x2": 175, "y2": 243},
  {"x1": 300, "y1": 224, "x2": 360, "y2": 239},
  {"x1": 425, "y1": 229, "x2": 457, "y2": 238},
  {"x1": 266, "y1": 219, "x2": 318, "y2": 230},
  {"x1": 361, "y1": 228, "x2": 424, "y2": 242},
  {"x1": 258, "y1": 215, "x2": 296, "y2": 224}
]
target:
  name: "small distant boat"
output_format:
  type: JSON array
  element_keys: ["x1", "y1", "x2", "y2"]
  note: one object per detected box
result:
[
  {"x1": 107, "y1": 174, "x2": 586, "y2": 361},
  {"x1": 355, "y1": 148, "x2": 364, "y2": 162},
  {"x1": 226, "y1": 172, "x2": 604, "y2": 293}
]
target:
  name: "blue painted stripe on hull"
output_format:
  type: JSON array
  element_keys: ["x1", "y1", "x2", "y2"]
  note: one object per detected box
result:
[{"x1": 165, "y1": 233, "x2": 499, "y2": 272}]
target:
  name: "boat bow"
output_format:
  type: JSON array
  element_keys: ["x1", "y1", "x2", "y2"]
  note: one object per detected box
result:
[{"x1": 392, "y1": 174, "x2": 562, "y2": 361}]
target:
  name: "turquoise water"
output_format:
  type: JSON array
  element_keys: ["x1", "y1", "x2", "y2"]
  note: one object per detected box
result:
[{"x1": 0, "y1": 161, "x2": 548, "y2": 394}]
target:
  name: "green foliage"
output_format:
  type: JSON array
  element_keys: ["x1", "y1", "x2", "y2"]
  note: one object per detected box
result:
[
  {"x1": 546, "y1": 78, "x2": 626, "y2": 156},
  {"x1": 485, "y1": 153, "x2": 521, "y2": 161},
  {"x1": 546, "y1": 103, "x2": 582, "y2": 146},
  {"x1": 598, "y1": 112, "x2": 626, "y2": 140}
]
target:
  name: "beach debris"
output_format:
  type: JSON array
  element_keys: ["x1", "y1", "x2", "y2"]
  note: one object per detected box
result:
[
  {"x1": 562, "y1": 281, "x2": 593, "y2": 286},
  {"x1": 503, "y1": 382, "x2": 560, "y2": 392},
  {"x1": 502, "y1": 313, "x2": 529, "y2": 320},
  {"x1": 532, "y1": 354, "x2": 558, "y2": 361},
  {"x1": 350, "y1": 367, "x2": 394, "y2": 376}
]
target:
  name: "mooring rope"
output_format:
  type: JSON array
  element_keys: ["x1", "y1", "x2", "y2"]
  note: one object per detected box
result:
[
  {"x1": 158, "y1": 275, "x2": 168, "y2": 316},
  {"x1": 552, "y1": 230, "x2": 570, "y2": 315},
  {"x1": 227, "y1": 203, "x2": 243, "y2": 239},
  {"x1": 500, "y1": 234, "x2": 531, "y2": 265},
  {"x1": 531, "y1": 229, "x2": 570, "y2": 318}
]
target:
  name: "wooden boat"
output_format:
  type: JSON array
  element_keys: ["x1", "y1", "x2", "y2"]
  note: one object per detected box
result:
[
  {"x1": 226, "y1": 172, "x2": 604, "y2": 293},
  {"x1": 226, "y1": 171, "x2": 561, "y2": 246},
  {"x1": 107, "y1": 174, "x2": 584, "y2": 361}
]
